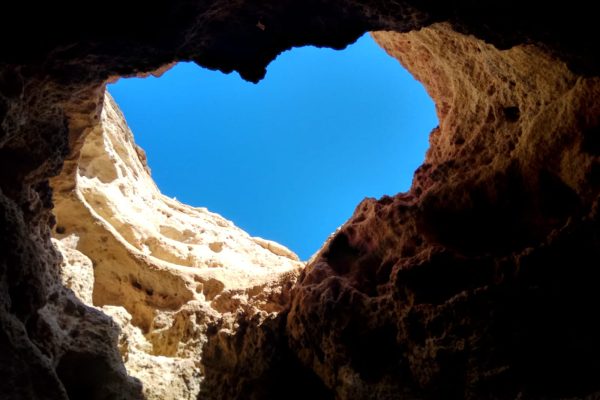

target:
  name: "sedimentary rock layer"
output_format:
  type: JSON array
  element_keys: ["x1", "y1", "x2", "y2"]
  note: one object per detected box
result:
[{"x1": 51, "y1": 92, "x2": 302, "y2": 399}]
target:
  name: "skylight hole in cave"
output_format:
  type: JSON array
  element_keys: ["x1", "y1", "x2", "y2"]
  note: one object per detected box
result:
[{"x1": 107, "y1": 33, "x2": 437, "y2": 260}]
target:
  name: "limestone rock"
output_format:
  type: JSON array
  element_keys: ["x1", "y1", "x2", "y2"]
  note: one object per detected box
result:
[
  {"x1": 50, "y1": 92, "x2": 303, "y2": 399},
  {"x1": 51, "y1": 237, "x2": 94, "y2": 304},
  {"x1": 287, "y1": 24, "x2": 600, "y2": 398},
  {"x1": 1, "y1": 2, "x2": 600, "y2": 399}
]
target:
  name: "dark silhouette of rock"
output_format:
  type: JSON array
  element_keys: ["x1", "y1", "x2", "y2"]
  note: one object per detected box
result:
[{"x1": 1, "y1": 2, "x2": 599, "y2": 399}]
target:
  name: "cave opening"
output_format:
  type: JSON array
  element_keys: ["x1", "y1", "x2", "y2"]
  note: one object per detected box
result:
[
  {"x1": 47, "y1": 31, "x2": 439, "y2": 398},
  {"x1": 46, "y1": 33, "x2": 438, "y2": 394},
  {"x1": 2, "y1": 3, "x2": 599, "y2": 397},
  {"x1": 107, "y1": 33, "x2": 437, "y2": 260}
]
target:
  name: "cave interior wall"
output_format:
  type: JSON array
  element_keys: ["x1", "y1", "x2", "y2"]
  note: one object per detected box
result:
[{"x1": 1, "y1": 1, "x2": 599, "y2": 399}]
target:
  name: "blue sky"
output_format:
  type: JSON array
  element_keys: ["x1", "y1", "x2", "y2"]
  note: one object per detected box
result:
[{"x1": 108, "y1": 33, "x2": 437, "y2": 260}]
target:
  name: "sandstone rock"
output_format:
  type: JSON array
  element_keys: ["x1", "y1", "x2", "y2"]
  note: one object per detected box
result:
[
  {"x1": 252, "y1": 236, "x2": 301, "y2": 261},
  {"x1": 51, "y1": 237, "x2": 94, "y2": 305},
  {"x1": 1, "y1": 2, "x2": 599, "y2": 399},
  {"x1": 50, "y1": 92, "x2": 303, "y2": 399},
  {"x1": 287, "y1": 23, "x2": 600, "y2": 398}
]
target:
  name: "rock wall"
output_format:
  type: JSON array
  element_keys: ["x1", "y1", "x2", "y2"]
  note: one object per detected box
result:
[
  {"x1": 51, "y1": 92, "x2": 302, "y2": 399},
  {"x1": 1, "y1": 1, "x2": 599, "y2": 399},
  {"x1": 288, "y1": 24, "x2": 600, "y2": 398}
]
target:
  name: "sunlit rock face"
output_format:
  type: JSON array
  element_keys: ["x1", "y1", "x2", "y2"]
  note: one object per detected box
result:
[
  {"x1": 1, "y1": 2, "x2": 599, "y2": 399},
  {"x1": 50, "y1": 92, "x2": 302, "y2": 400}
]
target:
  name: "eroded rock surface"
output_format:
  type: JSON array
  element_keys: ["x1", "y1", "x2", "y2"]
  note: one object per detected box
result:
[
  {"x1": 1, "y1": 2, "x2": 599, "y2": 399},
  {"x1": 287, "y1": 24, "x2": 600, "y2": 398},
  {"x1": 51, "y1": 93, "x2": 302, "y2": 399}
]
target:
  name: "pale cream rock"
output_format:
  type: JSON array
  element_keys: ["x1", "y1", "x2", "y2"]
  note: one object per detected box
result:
[
  {"x1": 51, "y1": 236, "x2": 94, "y2": 304},
  {"x1": 52, "y1": 91, "x2": 303, "y2": 400}
]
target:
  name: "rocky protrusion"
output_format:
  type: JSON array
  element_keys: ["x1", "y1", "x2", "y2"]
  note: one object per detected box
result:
[
  {"x1": 1, "y1": 2, "x2": 599, "y2": 398},
  {"x1": 287, "y1": 24, "x2": 600, "y2": 399},
  {"x1": 50, "y1": 92, "x2": 303, "y2": 399}
]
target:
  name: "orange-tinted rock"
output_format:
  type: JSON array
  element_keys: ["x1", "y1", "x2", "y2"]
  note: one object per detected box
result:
[
  {"x1": 287, "y1": 24, "x2": 600, "y2": 398},
  {"x1": 1, "y1": 3, "x2": 599, "y2": 399}
]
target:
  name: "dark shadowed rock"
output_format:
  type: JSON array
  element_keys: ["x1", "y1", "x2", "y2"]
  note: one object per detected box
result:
[{"x1": 1, "y1": 1, "x2": 599, "y2": 399}]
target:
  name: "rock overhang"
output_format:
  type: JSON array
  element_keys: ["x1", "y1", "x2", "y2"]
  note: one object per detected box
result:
[{"x1": 1, "y1": 2, "x2": 600, "y2": 399}]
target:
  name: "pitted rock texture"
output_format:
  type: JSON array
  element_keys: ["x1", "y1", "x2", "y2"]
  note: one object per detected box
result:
[
  {"x1": 287, "y1": 24, "x2": 600, "y2": 399},
  {"x1": 50, "y1": 92, "x2": 302, "y2": 400},
  {"x1": 1, "y1": 2, "x2": 600, "y2": 399}
]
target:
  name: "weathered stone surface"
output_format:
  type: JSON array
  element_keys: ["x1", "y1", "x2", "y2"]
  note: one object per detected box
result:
[
  {"x1": 1, "y1": 2, "x2": 599, "y2": 399},
  {"x1": 50, "y1": 92, "x2": 302, "y2": 399},
  {"x1": 287, "y1": 24, "x2": 600, "y2": 399}
]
